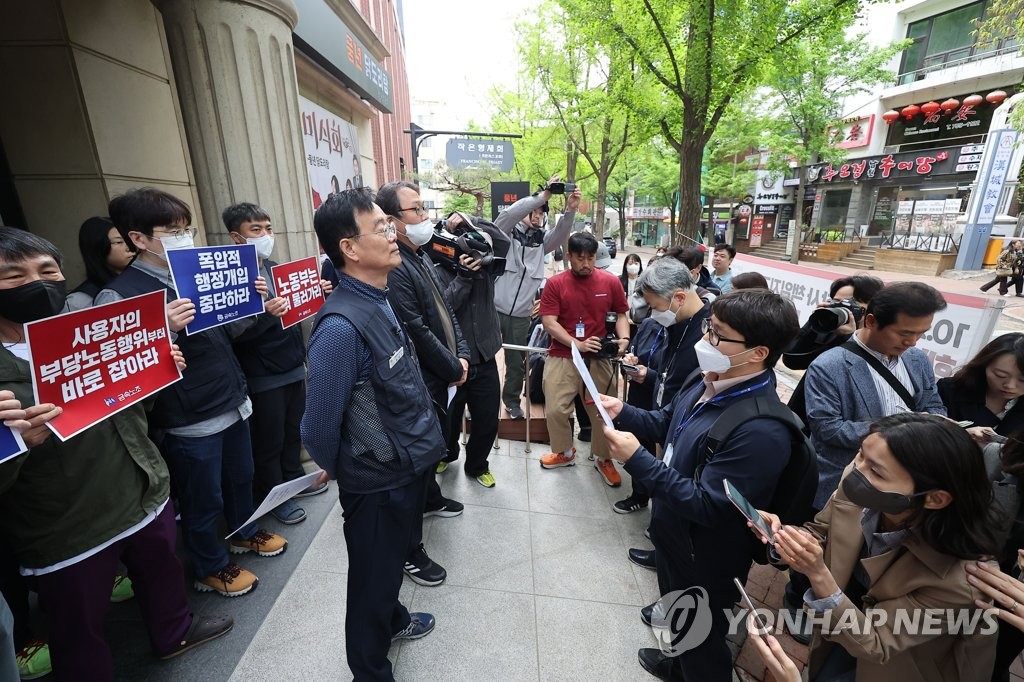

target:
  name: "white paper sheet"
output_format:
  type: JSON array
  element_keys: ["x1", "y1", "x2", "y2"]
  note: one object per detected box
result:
[
  {"x1": 225, "y1": 470, "x2": 324, "y2": 539},
  {"x1": 570, "y1": 343, "x2": 615, "y2": 428},
  {"x1": 447, "y1": 385, "x2": 457, "y2": 408}
]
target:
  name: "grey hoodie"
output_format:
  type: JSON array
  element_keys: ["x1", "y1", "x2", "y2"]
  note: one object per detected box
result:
[{"x1": 492, "y1": 194, "x2": 574, "y2": 317}]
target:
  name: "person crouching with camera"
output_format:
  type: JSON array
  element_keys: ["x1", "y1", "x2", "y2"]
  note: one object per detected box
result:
[{"x1": 538, "y1": 231, "x2": 629, "y2": 486}]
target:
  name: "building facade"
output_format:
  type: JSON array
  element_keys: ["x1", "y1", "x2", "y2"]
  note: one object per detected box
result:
[
  {"x1": 802, "y1": 0, "x2": 1022, "y2": 252},
  {"x1": 0, "y1": 0, "x2": 411, "y2": 284}
]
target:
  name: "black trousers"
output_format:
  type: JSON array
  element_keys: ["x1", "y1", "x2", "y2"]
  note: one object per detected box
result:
[
  {"x1": 651, "y1": 520, "x2": 735, "y2": 682},
  {"x1": 339, "y1": 475, "x2": 423, "y2": 681},
  {"x1": 445, "y1": 358, "x2": 499, "y2": 477},
  {"x1": 249, "y1": 380, "x2": 307, "y2": 500},
  {"x1": 0, "y1": 547, "x2": 29, "y2": 650}
]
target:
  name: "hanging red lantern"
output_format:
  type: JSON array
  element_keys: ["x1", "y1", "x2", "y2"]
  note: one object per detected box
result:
[
  {"x1": 986, "y1": 90, "x2": 1008, "y2": 105},
  {"x1": 921, "y1": 101, "x2": 941, "y2": 115},
  {"x1": 901, "y1": 104, "x2": 921, "y2": 119},
  {"x1": 940, "y1": 98, "x2": 960, "y2": 111},
  {"x1": 964, "y1": 94, "x2": 984, "y2": 107},
  {"x1": 882, "y1": 110, "x2": 901, "y2": 123}
]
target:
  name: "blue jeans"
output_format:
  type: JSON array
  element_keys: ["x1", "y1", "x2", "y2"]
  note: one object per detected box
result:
[{"x1": 162, "y1": 418, "x2": 259, "y2": 578}]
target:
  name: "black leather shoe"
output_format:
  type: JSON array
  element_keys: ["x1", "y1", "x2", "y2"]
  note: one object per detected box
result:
[
  {"x1": 628, "y1": 547, "x2": 657, "y2": 570},
  {"x1": 638, "y1": 648, "x2": 684, "y2": 681}
]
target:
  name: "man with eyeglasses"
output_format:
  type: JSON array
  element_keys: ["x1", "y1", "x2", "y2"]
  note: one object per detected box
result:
[
  {"x1": 803, "y1": 282, "x2": 947, "y2": 513},
  {"x1": 376, "y1": 181, "x2": 467, "y2": 588},
  {"x1": 223, "y1": 202, "x2": 333, "y2": 527},
  {"x1": 597, "y1": 289, "x2": 800, "y2": 681},
  {"x1": 96, "y1": 188, "x2": 289, "y2": 598},
  {"x1": 303, "y1": 189, "x2": 442, "y2": 680}
]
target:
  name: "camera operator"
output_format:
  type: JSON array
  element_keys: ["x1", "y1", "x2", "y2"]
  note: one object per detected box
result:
[
  {"x1": 538, "y1": 232, "x2": 629, "y2": 486},
  {"x1": 494, "y1": 176, "x2": 579, "y2": 419},
  {"x1": 432, "y1": 212, "x2": 510, "y2": 488},
  {"x1": 784, "y1": 275, "x2": 884, "y2": 423}
]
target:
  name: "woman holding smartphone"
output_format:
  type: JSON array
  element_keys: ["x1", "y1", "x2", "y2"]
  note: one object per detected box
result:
[
  {"x1": 754, "y1": 413, "x2": 1002, "y2": 682},
  {"x1": 938, "y1": 333, "x2": 1024, "y2": 444}
]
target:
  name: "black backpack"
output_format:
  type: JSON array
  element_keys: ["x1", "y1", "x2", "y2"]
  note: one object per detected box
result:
[{"x1": 688, "y1": 375, "x2": 819, "y2": 563}]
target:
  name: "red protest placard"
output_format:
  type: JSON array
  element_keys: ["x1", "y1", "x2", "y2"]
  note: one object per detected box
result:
[
  {"x1": 270, "y1": 256, "x2": 325, "y2": 329},
  {"x1": 24, "y1": 291, "x2": 181, "y2": 442}
]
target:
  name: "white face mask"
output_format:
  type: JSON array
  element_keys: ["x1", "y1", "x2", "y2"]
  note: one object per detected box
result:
[
  {"x1": 247, "y1": 235, "x2": 274, "y2": 260},
  {"x1": 403, "y1": 219, "x2": 435, "y2": 247},
  {"x1": 650, "y1": 298, "x2": 679, "y2": 328},
  {"x1": 694, "y1": 338, "x2": 755, "y2": 374},
  {"x1": 626, "y1": 264, "x2": 640, "y2": 275},
  {"x1": 158, "y1": 233, "x2": 195, "y2": 252}
]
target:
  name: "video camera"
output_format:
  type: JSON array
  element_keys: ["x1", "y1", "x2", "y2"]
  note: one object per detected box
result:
[
  {"x1": 540, "y1": 181, "x2": 577, "y2": 195},
  {"x1": 807, "y1": 297, "x2": 864, "y2": 335},
  {"x1": 595, "y1": 311, "x2": 622, "y2": 359},
  {"x1": 428, "y1": 212, "x2": 507, "y2": 277}
]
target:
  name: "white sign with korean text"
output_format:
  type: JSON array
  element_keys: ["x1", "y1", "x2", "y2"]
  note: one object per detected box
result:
[{"x1": 731, "y1": 254, "x2": 1001, "y2": 377}]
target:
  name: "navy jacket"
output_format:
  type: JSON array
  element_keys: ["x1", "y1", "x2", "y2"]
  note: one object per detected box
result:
[{"x1": 619, "y1": 372, "x2": 791, "y2": 588}]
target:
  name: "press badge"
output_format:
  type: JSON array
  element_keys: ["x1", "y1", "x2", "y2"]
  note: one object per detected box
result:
[
  {"x1": 663, "y1": 443, "x2": 674, "y2": 467},
  {"x1": 575, "y1": 322, "x2": 585, "y2": 338},
  {"x1": 388, "y1": 346, "x2": 404, "y2": 369},
  {"x1": 656, "y1": 372, "x2": 667, "y2": 407}
]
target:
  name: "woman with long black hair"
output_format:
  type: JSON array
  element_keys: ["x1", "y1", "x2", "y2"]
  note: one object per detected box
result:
[{"x1": 754, "y1": 413, "x2": 1002, "y2": 682}]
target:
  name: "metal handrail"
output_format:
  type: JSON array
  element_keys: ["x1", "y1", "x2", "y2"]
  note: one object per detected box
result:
[{"x1": 501, "y1": 343, "x2": 550, "y2": 453}]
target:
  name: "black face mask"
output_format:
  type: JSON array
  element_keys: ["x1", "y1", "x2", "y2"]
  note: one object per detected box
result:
[
  {"x1": 0, "y1": 280, "x2": 67, "y2": 323},
  {"x1": 842, "y1": 467, "x2": 931, "y2": 515}
]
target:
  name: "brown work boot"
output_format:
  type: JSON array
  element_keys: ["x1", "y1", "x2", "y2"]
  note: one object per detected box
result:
[
  {"x1": 193, "y1": 563, "x2": 258, "y2": 597},
  {"x1": 229, "y1": 529, "x2": 287, "y2": 557}
]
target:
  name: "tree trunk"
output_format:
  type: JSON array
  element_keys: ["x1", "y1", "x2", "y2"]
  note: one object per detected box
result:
[
  {"x1": 595, "y1": 172, "x2": 608, "y2": 238},
  {"x1": 705, "y1": 195, "x2": 717, "y2": 246},
  {"x1": 788, "y1": 151, "x2": 820, "y2": 264},
  {"x1": 476, "y1": 193, "x2": 485, "y2": 217},
  {"x1": 677, "y1": 137, "x2": 704, "y2": 246}
]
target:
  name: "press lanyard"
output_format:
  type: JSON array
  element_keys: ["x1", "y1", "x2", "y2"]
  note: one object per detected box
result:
[
  {"x1": 654, "y1": 320, "x2": 692, "y2": 407},
  {"x1": 671, "y1": 377, "x2": 772, "y2": 441}
]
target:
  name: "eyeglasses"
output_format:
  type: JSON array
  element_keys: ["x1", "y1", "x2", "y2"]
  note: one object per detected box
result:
[
  {"x1": 701, "y1": 318, "x2": 749, "y2": 347},
  {"x1": 351, "y1": 221, "x2": 397, "y2": 242},
  {"x1": 153, "y1": 226, "x2": 197, "y2": 239},
  {"x1": 398, "y1": 205, "x2": 428, "y2": 217}
]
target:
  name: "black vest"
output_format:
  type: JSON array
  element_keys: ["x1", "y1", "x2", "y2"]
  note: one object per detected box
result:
[
  {"x1": 311, "y1": 287, "x2": 443, "y2": 492},
  {"x1": 104, "y1": 266, "x2": 248, "y2": 429},
  {"x1": 232, "y1": 259, "x2": 306, "y2": 379}
]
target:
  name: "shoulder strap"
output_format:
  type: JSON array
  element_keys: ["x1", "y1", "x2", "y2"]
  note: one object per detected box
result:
[
  {"x1": 704, "y1": 395, "x2": 804, "y2": 460},
  {"x1": 841, "y1": 339, "x2": 915, "y2": 410}
]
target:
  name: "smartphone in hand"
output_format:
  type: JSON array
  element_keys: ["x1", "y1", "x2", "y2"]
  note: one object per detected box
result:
[
  {"x1": 724, "y1": 479, "x2": 775, "y2": 544},
  {"x1": 622, "y1": 363, "x2": 641, "y2": 374},
  {"x1": 734, "y1": 577, "x2": 770, "y2": 636}
]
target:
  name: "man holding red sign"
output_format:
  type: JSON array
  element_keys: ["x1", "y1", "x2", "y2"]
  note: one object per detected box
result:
[
  {"x1": 224, "y1": 202, "x2": 331, "y2": 525},
  {"x1": 0, "y1": 228, "x2": 233, "y2": 680},
  {"x1": 96, "y1": 189, "x2": 288, "y2": 598}
]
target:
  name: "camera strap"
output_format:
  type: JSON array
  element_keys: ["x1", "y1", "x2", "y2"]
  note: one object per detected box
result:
[{"x1": 841, "y1": 340, "x2": 915, "y2": 410}]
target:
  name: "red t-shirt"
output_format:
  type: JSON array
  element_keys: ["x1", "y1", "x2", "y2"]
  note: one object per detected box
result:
[{"x1": 539, "y1": 269, "x2": 629, "y2": 359}]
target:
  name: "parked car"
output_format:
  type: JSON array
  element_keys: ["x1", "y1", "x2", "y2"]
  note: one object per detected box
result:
[{"x1": 602, "y1": 236, "x2": 617, "y2": 259}]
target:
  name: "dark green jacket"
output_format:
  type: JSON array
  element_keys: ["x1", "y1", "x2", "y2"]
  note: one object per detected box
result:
[{"x1": 0, "y1": 348, "x2": 169, "y2": 569}]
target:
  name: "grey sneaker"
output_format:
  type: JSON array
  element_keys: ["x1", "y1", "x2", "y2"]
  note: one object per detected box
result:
[{"x1": 506, "y1": 405, "x2": 525, "y2": 420}]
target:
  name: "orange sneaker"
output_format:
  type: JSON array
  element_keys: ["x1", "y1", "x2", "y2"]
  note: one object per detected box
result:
[
  {"x1": 595, "y1": 459, "x2": 622, "y2": 487},
  {"x1": 540, "y1": 448, "x2": 576, "y2": 469}
]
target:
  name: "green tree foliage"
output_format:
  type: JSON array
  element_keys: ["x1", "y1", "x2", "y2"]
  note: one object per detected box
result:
[
  {"x1": 512, "y1": 1, "x2": 655, "y2": 237},
  {"x1": 975, "y1": 0, "x2": 1024, "y2": 130},
  {"x1": 559, "y1": 0, "x2": 866, "y2": 244},
  {"x1": 759, "y1": 28, "x2": 909, "y2": 254}
]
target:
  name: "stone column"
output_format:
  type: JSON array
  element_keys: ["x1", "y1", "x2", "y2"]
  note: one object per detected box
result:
[{"x1": 153, "y1": 0, "x2": 315, "y2": 261}]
